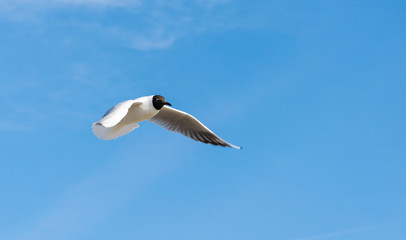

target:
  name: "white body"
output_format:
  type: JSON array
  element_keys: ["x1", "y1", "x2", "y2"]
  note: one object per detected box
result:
[{"x1": 121, "y1": 96, "x2": 158, "y2": 123}]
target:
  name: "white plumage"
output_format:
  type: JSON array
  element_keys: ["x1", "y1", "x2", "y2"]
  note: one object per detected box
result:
[{"x1": 92, "y1": 95, "x2": 241, "y2": 149}]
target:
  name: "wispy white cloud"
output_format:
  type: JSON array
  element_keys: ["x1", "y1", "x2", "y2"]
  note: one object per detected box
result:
[
  {"x1": 131, "y1": 35, "x2": 176, "y2": 50},
  {"x1": 84, "y1": 23, "x2": 179, "y2": 50},
  {"x1": 0, "y1": 121, "x2": 26, "y2": 131},
  {"x1": 0, "y1": 0, "x2": 141, "y2": 8},
  {"x1": 0, "y1": 0, "x2": 231, "y2": 8},
  {"x1": 292, "y1": 225, "x2": 382, "y2": 240},
  {"x1": 0, "y1": 0, "x2": 236, "y2": 50}
]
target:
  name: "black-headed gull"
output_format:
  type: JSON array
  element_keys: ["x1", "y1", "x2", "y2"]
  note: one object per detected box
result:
[{"x1": 92, "y1": 95, "x2": 241, "y2": 149}]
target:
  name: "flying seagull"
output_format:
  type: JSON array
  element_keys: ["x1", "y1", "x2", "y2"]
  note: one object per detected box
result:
[{"x1": 92, "y1": 95, "x2": 241, "y2": 149}]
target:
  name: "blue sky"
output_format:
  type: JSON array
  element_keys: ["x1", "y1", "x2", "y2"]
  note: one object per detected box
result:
[{"x1": 1, "y1": 0, "x2": 405, "y2": 239}]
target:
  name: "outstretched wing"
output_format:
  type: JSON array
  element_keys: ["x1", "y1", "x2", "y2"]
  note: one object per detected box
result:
[
  {"x1": 94, "y1": 100, "x2": 142, "y2": 128},
  {"x1": 92, "y1": 100, "x2": 142, "y2": 140},
  {"x1": 148, "y1": 106, "x2": 241, "y2": 149}
]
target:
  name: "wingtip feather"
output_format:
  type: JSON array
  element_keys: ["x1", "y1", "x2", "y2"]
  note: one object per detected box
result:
[{"x1": 229, "y1": 144, "x2": 242, "y2": 150}]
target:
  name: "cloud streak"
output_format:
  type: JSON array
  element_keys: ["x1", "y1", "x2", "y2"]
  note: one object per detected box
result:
[
  {"x1": 0, "y1": 0, "x2": 236, "y2": 50},
  {"x1": 0, "y1": 121, "x2": 26, "y2": 131},
  {"x1": 0, "y1": 0, "x2": 141, "y2": 8},
  {"x1": 131, "y1": 35, "x2": 176, "y2": 51},
  {"x1": 292, "y1": 225, "x2": 382, "y2": 240}
]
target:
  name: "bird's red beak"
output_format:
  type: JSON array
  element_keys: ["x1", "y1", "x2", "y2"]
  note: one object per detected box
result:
[{"x1": 165, "y1": 102, "x2": 172, "y2": 106}]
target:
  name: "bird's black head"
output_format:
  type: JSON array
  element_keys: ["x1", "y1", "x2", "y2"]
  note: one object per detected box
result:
[{"x1": 152, "y1": 95, "x2": 172, "y2": 110}]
